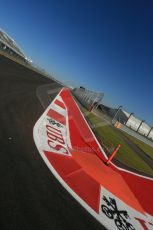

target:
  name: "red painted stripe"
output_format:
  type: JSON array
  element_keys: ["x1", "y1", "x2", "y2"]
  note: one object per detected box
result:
[
  {"x1": 121, "y1": 171, "x2": 153, "y2": 215},
  {"x1": 61, "y1": 89, "x2": 105, "y2": 161},
  {"x1": 47, "y1": 109, "x2": 65, "y2": 125},
  {"x1": 71, "y1": 149, "x2": 144, "y2": 214},
  {"x1": 44, "y1": 151, "x2": 81, "y2": 178},
  {"x1": 54, "y1": 99, "x2": 66, "y2": 110},
  {"x1": 68, "y1": 118, "x2": 95, "y2": 153},
  {"x1": 44, "y1": 150, "x2": 100, "y2": 212},
  {"x1": 65, "y1": 170, "x2": 100, "y2": 212}
]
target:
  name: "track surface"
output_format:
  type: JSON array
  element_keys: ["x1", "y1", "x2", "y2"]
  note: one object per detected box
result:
[{"x1": 0, "y1": 55, "x2": 105, "y2": 230}]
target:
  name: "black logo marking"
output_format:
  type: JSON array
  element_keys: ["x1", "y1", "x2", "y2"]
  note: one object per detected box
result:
[
  {"x1": 101, "y1": 196, "x2": 136, "y2": 230},
  {"x1": 47, "y1": 118, "x2": 63, "y2": 128}
]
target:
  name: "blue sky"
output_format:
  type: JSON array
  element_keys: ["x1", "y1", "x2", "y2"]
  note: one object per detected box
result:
[{"x1": 1, "y1": 0, "x2": 153, "y2": 125}]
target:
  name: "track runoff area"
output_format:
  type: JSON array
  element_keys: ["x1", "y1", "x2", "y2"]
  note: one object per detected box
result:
[{"x1": 34, "y1": 87, "x2": 153, "y2": 230}]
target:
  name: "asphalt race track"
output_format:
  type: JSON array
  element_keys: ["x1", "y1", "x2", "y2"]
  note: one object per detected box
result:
[{"x1": 0, "y1": 54, "x2": 106, "y2": 230}]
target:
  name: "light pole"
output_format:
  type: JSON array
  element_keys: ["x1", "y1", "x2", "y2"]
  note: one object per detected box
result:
[
  {"x1": 147, "y1": 127, "x2": 153, "y2": 138},
  {"x1": 126, "y1": 112, "x2": 134, "y2": 126},
  {"x1": 112, "y1": 106, "x2": 123, "y2": 125},
  {"x1": 137, "y1": 120, "x2": 145, "y2": 133}
]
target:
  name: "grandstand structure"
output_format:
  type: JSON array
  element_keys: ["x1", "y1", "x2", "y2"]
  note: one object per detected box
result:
[
  {"x1": 0, "y1": 29, "x2": 31, "y2": 63},
  {"x1": 0, "y1": 29, "x2": 63, "y2": 86}
]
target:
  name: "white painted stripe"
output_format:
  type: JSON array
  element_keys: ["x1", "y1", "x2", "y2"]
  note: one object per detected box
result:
[
  {"x1": 50, "y1": 103, "x2": 67, "y2": 117},
  {"x1": 34, "y1": 87, "x2": 72, "y2": 151},
  {"x1": 56, "y1": 95, "x2": 64, "y2": 103}
]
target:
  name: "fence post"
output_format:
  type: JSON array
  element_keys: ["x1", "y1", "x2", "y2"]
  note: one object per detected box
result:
[{"x1": 106, "y1": 144, "x2": 121, "y2": 165}]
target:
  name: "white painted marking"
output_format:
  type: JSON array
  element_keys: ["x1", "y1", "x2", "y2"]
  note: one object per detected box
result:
[
  {"x1": 56, "y1": 95, "x2": 64, "y2": 103},
  {"x1": 50, "y1": 103, "x2": 66, "y2": 117}
]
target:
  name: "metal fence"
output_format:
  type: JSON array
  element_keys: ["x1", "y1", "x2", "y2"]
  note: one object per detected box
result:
[
  {"x1": 73, "y1": 87, "x2": 104, "y2": 110},
  {"x1": 93, "y1": 106, "x2": 153, "y2": 147}
]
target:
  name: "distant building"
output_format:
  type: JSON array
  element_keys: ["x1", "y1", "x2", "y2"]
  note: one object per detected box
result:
[
  {"x1": 0, "y1": 29, "x2": 31, "y2": 63},
  {"x1": 98, "y1": 104, "x2": 153, "y2": 141}
]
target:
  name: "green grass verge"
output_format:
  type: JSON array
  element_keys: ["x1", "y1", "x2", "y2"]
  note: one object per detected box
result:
[
  {"x1": 121, "y1": 131, "x2": 153, "y2": 160},
  {"x1": 74, "y1": 97, "x2": 153, "y2": 176},
  {"x1": 88, "y1": 113, "x2": 153, "y2": 176}
]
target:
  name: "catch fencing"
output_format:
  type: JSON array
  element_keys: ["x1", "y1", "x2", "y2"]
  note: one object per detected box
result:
[{"x1": 73, "y1": 87, "x2": 104, "y2": 110}]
